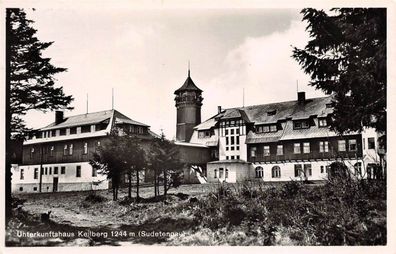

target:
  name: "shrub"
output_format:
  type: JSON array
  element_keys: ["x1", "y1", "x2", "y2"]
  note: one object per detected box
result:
[{"x1": 84, "y1": 193, "x2": 106, "y2": 203}]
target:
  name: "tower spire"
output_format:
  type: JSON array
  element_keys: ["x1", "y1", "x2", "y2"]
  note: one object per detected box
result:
[{"x1": 188, "y1": 60, "x2": 190, "y2": 77}]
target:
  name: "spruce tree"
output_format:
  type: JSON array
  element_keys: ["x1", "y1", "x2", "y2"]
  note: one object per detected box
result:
[
  {"x1": 6, "y1": 8, "x2": 73, "y2": 221},
  {"x1": 292, "y1": 8, "x2": 386, "y2": 137}
]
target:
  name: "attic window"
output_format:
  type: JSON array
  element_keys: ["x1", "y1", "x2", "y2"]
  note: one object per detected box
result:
[
  {"x1": 267, "y1": 110, "x2": 276, "y2": 116},
  {"x1": 294, "y1": 120, "x2": 310, "y2": 129}
]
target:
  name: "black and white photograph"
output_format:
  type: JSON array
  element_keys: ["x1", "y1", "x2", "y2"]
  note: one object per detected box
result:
[{"x1": 2, "y1": 0, "x2": 392, "y2": 249}]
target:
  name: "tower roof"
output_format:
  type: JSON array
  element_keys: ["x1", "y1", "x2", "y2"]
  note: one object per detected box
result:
[{"x1": 174, "y1": 69, "x2": 203, "y2": 94}]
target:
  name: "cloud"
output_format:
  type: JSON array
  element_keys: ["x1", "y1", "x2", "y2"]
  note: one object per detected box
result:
[{"x1": 202, "y1": 19, "x2": 325, "y2": 120}]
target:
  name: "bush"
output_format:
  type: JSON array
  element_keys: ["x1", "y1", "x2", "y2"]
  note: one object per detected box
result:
[{"x1": 84, "y1": 193, "x2": 106, "y2": 203}]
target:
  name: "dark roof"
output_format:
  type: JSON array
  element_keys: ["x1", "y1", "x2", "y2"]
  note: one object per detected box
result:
[
  {"x1": 41, "y1": 109, "x2": 149, "y2": 131},
  {"x1": 195, "y1": 95, "x2": 334, "y2": 130},
  {"x1": 174, "y1": 75, "x2": 203, "y2": 94}
]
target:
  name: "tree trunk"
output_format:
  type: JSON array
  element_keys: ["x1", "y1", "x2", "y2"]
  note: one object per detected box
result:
[
  {"x1": 154, "y1": 168, "x2": 157, "y2": 197},
  {"x1": 5, "y1": 8, "x2": 12, "y2": 224},
  {"x1": 163, "y1": 168, "x2": 167, "y2": 197},
  {"x1": 136, "y1": 169, "x2": 140, "y2": 202},
  {"x1": 128, "y1": 171, "x2": 132, "y2": 198},
  {"x1": 113, "y1": 187, "x2": 116, "y2": 201}
]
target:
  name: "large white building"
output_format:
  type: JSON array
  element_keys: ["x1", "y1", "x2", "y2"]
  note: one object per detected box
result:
[
  {"x1": 174, "y1": 72, "x2": 385, "y2": 183},
  {"x1": 12, "y1": 109, "x2": 156, "y2": 193}
]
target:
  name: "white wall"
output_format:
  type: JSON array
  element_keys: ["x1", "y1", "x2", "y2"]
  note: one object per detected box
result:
[{"x1": 12, "y1": 162, "x2": 108, "y2": 193}]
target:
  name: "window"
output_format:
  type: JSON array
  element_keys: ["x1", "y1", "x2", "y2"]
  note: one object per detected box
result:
[
  {"x1": 92, "y1": 167, "x2": 97, "y2": 177},
  {"x1": 294, "y1": 164, "x2": 302, "y2": 177},
  {"x1": 54, "y1": 167, "x2": 58, "y2": 174},
  {"x1": 70, "y1": 127, "x2": 77, "y2": 134},
  {"x1": 303, "y1": 142, "x2": 310, "y2": 153},
  {"x1": 225, "y1": 169, "x2": 229, "y2": 179},
  {"x1": 231, "y1": 146, "x2": 235, "y2": 151},
  {"x1": 61, "y1": 166, "x2": 66, "y2": 174},
  {"x1": 236, "y1": 146, "x2": 240, "y2": 150},
  {"x1": 226, "y1": 137, "x2": 229, "y2": 145},
  {"x1": 236, "y1": 155, "x2": 240, "y2": 159},
  {"x1": 267, "y1": 110, "x2": 276, "y2": 116},
  {"x1": 349, "y1": 139, "x2": 357, "y2": 151},
  {"x1": 76, "y1": 165, "x2": 81, "y2": 177},
  {"x1": 33, "y1": 187, "x2": 37, "y2": 191},
  {"x1": 318, "y1": 118, "x2": 327, "y2": 127},
  {"x1": 338, "y1": 140, "x2": 346, "y2": 152},
  {"x1": 231, "y1": 129, "x2": 234, "y2": 135},
  {"x1": 69, "y1": 144, "x2": 73, "y2": 155},
  {"x1": 354, "y1": 162, "x2": 362, "y2": 175},
  {"x1": 60, "y1": 129, "x2": 66, "y2": 136},
  {"x1": 326, "y1": 165, "x2": 331, "y2": 173},
  {"x1": 277, "y1": 145, "x2": 283, "y2": 155},
  {"x1": 294, "y1": 120, "x2": 309, "y2": 129},
  {"x1": 304, "y1": 164, "x2": 312, "y2": 177},
  {"x1": 231, "y1": 136, "x2": 235, "y2": 145},
  {"x1": 219, "y1": 168, "x2": 224, "y2": 178},
  {"x1": 214, "y1": 169, "x2": 217, "y2": 178},
  {"x1": 50, "y1": 146, "x2": 54, "y2": 156},
  {"x1": 250, "y1": 147, "x2": 257, "y2": 157},
  {"x1": 225, "y1": 129, "x2": 228, "y2": 135},
  {"x1": 320, "y1": 166, "x2": 324, "y2": 173},
  {"x1": 272, "y1": 166, "x2": 281, "y2": 178},
  {"x1": 51, "y1": 130, "x2": 57, "y2": 136},
  {"x1": 34, "y1": 168, "x2": 39, "y2": 179},
  {"x1": 19, "y1": 187, "x2": 23, "y2": 191},
  {"x1": 64, "y1": 145, "x2": 68, "y2": 155},
  {"x1": 30, "y1": 147, "x2": 35, "y2": 158},
  {"x1": 226, "y1": 156, "x2": 229, "y2": 160},
  {"x1": 270, "y1": 125, "x2": 277, "y2": 132},
  {"x1": 81, "y1": 125, "x2": 91, "y2": 133},
  {"x1": 45, "y1": 167, "x2": 48, "y2": 175},
  {"x1": 20, "y1": 169, "x2": 24, "y2": 180},
  {"x1": 138, "y1": 127, "x2": 144, "y2": 134},
  {"x1": 230, "y1": 156, "x2": 235, "y2": 160},
  {"x1": 368, "y1": 138, "x2": 375, "y2": 149},
  {"x1": 236, "y1": 128, "x2": 239, "y2": 135},
  {"x1": 83, "y1": 142, "x2": 88, "y2": 154},
  {"x1": 226, "y1": 147, "x2": 229, "y2": 151},
  {"x1": 319, "y1": 141, "x2": 329, "y2": 153},
  {"x1": 294, "y1": 143, "x2": 301, "y2": 154},
  {"x1": 49, "y1": 167, "x2": 52, "y2": 175},
  {"x1": 255, "y1": 166, "x2": 264, "y2": 178},
  {"x1": 263, "y1": 146, "x2": 270, "y2": 156},
  {"x1": 236, "y1": 136, "x2": 240, "y2": 145}
]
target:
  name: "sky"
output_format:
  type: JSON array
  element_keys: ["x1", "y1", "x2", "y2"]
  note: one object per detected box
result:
[{"x1": 22, "y1": 7, "x2": 326, "y2": 139}]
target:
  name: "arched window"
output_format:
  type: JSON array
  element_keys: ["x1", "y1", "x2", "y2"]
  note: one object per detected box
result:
[
  {"x1": 255, "y1": 166, "x2": 264, "y2": 178},
  {"x1": 272, "y1": 166, "x2": 281, "y2": 178},
  {"x1": 354, "y1": 162, "x2": 362, "y2": 176}
]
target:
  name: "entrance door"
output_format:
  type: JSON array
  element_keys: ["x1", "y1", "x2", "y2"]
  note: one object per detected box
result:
[{"x1": 53, "y1": 177, "x2": 58, "y2": 192}]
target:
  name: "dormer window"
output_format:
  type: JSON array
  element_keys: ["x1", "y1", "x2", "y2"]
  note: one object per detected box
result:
[
  {"x1": 318, "y1": 118, "x2": 327, "y2": 127},
  {"x1": 198, "y1": 130, "x2": 212, "y2": 139},
  {"x1": 256, "y1": 124, "x2": 277, "y2": 133},
  {"x1": 267, "y1": 110, "x2": 276, "y2": 116},
  {"x1": 293, "y1": 120, "x2": 310, "y2": 129}
]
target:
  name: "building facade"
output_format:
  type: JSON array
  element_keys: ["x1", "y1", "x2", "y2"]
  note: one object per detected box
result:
[
  {"x1": 12, "y1": 109, "x2": 156, "y2": 193},
  {"x1": 176, "y1": 72, "x2": 384, "y2": 183}
]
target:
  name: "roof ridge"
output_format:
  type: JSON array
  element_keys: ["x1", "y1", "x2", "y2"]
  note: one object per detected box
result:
[{"x1": 224, "y1": 95, "x2": 332, "y2": 111}]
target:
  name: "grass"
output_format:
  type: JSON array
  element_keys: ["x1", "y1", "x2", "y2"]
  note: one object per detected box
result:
[{"x1": 6, "y1": 179, "x2": 386, "y2": 246}]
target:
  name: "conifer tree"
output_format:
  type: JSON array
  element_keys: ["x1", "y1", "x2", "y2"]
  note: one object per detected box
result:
[
  {"x1": 6, "y1": 8, "x2": 73, "y2": 220},
  {"x1": 292, "y1": 8, "x2": 386, "y2": 138}
]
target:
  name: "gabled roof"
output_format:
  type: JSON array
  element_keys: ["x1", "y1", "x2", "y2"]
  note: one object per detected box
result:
[
  {"x1": 40, "y1": 109, "x2": 148, "y2": 131},
  {"x1": 196, "y1": 95, "x2": 334, "y2": 131},
  {"x1": 174, "y1": 75, "x2": 203, "y2": 94}
]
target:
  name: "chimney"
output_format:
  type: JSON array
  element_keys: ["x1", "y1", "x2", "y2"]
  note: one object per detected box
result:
[
  {"x1": 298, "y1": 92, "x2": 306, "y2": 104},
  {"x1": 55, "y1": 111, "x2": 64, "y2": 125},
  {"x1": 218, "y1": 106, "x2": 222, "y2": 114}
]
